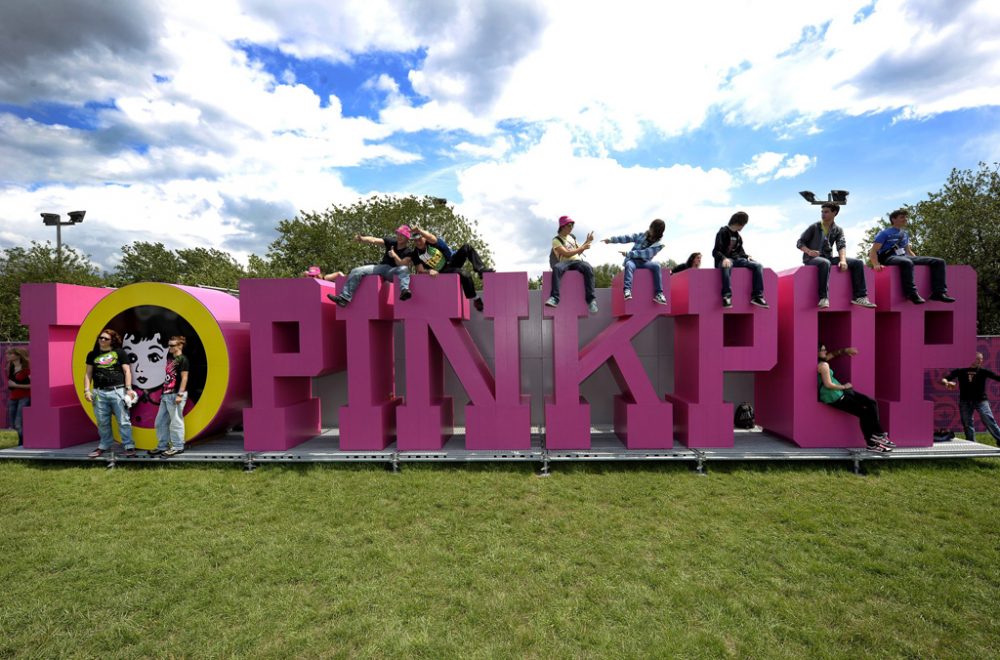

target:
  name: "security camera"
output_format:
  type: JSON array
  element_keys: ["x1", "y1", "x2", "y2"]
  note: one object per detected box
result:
[
  {"x1": 68, "y1": 210, "x2": 86, "y2": 223},
  {"x1": 41, "y1": 213, "x2": 61, "y2": 226}
]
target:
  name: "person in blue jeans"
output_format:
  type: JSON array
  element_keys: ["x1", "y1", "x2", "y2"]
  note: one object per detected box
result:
[
  {"x1": 545, "y1": 215, "x2": 598, "y2": 314},
  {"x1": 84, "y1": 329, "x2": 137, "y2": 458},
  {"x1": 602, "y1": 219, "x2": 667, "y2": 304},
  {"x1": 712, "y1": 211, "x2": 768, "y2": 308},
  {"x1": 5, "y1": 346, "x2": 30, "y2": 446},
  {"x1": 941, "y1": 352, "x2": 1000, "y2": 443},
  {"x1": 151, "y1": 335, "x2": 190, "y2": 458},
  {"x1": 868, "y1": 209, "x2": 955, "y2": 304},
  {"x1": 328, "y1": 226, "x2": 416, "y2": 306}
]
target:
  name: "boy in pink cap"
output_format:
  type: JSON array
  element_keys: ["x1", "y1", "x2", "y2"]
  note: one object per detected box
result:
[
  {"x1": 328, "y1": 225, "x2": 416, "y2": 306},
  {"x1": 545, "y1": 215, "x2": 598, "y2": 314}
]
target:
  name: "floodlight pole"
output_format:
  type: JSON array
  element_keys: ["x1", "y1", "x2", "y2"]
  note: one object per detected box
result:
[{"x1": 41, "y1": 211, "x2": 85, "y2": 268}]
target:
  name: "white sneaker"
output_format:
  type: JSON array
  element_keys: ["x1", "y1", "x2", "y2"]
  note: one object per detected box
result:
[
  {"x1": 851, "y1": 296, "x2": 876, "y2": 308},
  {"x1": 653, "y1": 293, "x2": 667, "y2": 305},
  {"x1": 588, "y1": 300, "x2": 599, "y2": 314},
  {"x1": 545, "y1": 297, "x2": 559, "y2": 307},
  {"x1": 818, "y1": 298, "x2": 830, "y2": 309},
  {"x1": 623, "y1": 289, "x2": 632, "y2": 300}
]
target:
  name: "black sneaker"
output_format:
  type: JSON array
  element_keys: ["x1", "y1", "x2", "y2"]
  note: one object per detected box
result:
[
  {"x1": 750, "y1": 296, "x2": 769, "y2": 309},
  {"x1": 400, "y1": 289, "x2": 412, "y2": 301},
  {"x1": 929, "y1": 292, "x2": 955, "y2": 303},
  {"x1": 327, "y1": 293, "x2": 349, "y2": 307},
  {"x1": 871, "y1": 433, "x2": 896, "y2": 448},
  {"x1": 123, "y1": 448, "x2": 137, "y2": 458},
  {"x1": 722, "y1": 295, "x2": 732, "y2": 309},
  {"x1": 866, "y1": 441, "x2": 891, "y2": 453},
  {"x1": 147, "y1": 448, "x2": 164, "y2": 457},
  {"x1": 88, "y1": 448, "x2": 105, "y2": 459},
  {"x1": 907, "y1": 293, "x2": 926, "y2": 304},
  {"x1": 473, "y1": 297, "x2": 484, "y2": 312}
]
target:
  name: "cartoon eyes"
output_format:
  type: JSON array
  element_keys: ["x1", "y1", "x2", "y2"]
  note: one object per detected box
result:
[
  {"x1": 148, "y1": 353, "x2": 162, "y2": 364},
  {"x1": 127, "y1": 353, "x2": 139, "y2": 364}
]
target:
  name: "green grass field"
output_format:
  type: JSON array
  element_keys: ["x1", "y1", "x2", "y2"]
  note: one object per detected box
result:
[{"x1": 1, "y1": 429, "x2": 999, "y2": 657}]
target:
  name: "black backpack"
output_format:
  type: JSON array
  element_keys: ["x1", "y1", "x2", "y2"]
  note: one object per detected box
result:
[
  {"x1": 549, "y1": 234, "x2": 573, "y2": 268},
  {"x1": 734, "y1": 402, "x2": 755, "y2": 429}
]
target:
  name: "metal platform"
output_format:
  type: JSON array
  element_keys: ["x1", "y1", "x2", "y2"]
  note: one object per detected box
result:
[{"x1": 1, "y1": 427, "x2": 998, "y2": 472}]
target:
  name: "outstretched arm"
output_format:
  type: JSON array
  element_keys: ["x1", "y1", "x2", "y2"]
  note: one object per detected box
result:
[
  {"x1": 412, "y1": 226, "x2": 439, "y2": 244},
  {"x1": 356, "y1": 235, "x2": 385, "y2": 245}
]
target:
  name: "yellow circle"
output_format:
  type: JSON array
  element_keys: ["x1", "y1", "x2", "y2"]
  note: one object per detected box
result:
[{"x1": 72, "y1": 284, "x2": 230, "y2": 449}]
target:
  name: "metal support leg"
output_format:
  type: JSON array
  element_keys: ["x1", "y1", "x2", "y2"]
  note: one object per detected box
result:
[
  {"x1": 106, "y1": 452, "x2": 117, "y2": 470},
  {"x1": 851, "y1": 452, "x2": 866, "y2": 476},
  {"x1": 693, "y1": 451, "x2": 707, "y2": 476},
  {"x1": 243, "y1": 454, "x2": 257, "y2": 472},
  {"x1": 390, "y1": 452, "x2": 400, "y2": 473},
  {"x1": 536, "y1": 454, "x2": 551, "y2": 477}
]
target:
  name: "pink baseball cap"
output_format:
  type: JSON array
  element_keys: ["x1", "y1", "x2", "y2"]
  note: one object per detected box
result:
[
  {"x1": 558, "y1": 215, "x2": 575, "y2": 228},
  {"x1": 396, "y1": 225, "x2": 412, "y2": 239},
  {"x1": 305, "y1": 266, "x2": 322, "y2": 278}
]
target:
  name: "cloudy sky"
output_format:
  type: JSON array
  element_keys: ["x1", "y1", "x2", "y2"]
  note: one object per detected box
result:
[{"x1": 1, "y1": 0, "x2": 998, "y2": 276}]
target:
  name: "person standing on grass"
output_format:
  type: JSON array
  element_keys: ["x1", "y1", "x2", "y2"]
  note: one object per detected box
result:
[
  {"x1": 545, "y1": 215, "x2": 598, "y2": 314},
  {"x1": 797, "y1": 203, "x2": 876, "y2": 309},
  {"x1": 868, "y1": 209, "x2": 955, "y2": 305},
  {"x1": 328, "y1": 226, "x2": 416, "y2": 307},
  {"x1": 671, "y1": 252, "x2": 701, "y2": 274},
  {"x1": 410, "y1": 226, "x2": 492, "y2": 312},
  {"x1": 602, "y1": 219, "x2": 668, "y2": 305},
  {"x1": 5, "y1": 347, "x2": 30, "y2": 446},
  {"x1": 712, "y1": 211, "x2": 768, "y2": 309},
  {"x1": 941, "y1": 352, "x2": 1000, "y2": 444},
  {"x1": 817, "y1": 344, "x2": 894, "y2": 452},
  {"x1": 150, "y1": 336, "x2": 190, "y2": 458},
  {"x1": 85, "y1": 329, "x2": 137, "y2": 458}
]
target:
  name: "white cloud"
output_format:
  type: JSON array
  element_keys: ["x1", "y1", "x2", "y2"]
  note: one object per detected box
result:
[{"x1": 741, "y1": 152, "x2": 816, "y2": 183}]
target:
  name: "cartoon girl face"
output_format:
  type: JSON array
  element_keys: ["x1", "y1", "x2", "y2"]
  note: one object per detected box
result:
[{"x1": 122, "y1": 332, "x2": 167, "y2": 390}]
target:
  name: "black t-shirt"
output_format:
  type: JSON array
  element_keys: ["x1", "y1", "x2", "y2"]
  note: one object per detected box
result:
[
  {"x1": 379, "y1": 238, "x2": 416, "y2": 267},
  {"x1": 163, "y1": 354, "x2": 190, "y2": 393},
  {"x1": 86, "y1": 348, "x2": 128, "y2": 389},
  {"x1": 945, "y1": 367, "x2": 1000, "y2": 401}
]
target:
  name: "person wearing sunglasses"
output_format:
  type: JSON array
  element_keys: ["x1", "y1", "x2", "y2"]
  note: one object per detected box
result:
[
  {"x1": 150, "y1": 336, "x2": 190, "y2": 458},
  {"x1": 84, "y1": 329, "x2": 137, "y2": 458}
]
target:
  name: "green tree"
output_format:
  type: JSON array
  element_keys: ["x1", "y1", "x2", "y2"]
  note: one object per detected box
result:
[
  {"x1": 0, "y1": 242, "x2": 105, "y2": 341},
  {"x1": 260, "y1": 195, "x2": 494, "y2": 278},
  {"x1": 859, "y1": 162, "x2": 1000, "y2": 334},
  {"x1": 111, "y1": 241, "x2": 181, "y2": 286},
  {"x1": 593, "y1": 263, "x2": 623, "y2": 289},
  {"x1": 177, "y1": 247, "x2": 247, "y2": 290}
]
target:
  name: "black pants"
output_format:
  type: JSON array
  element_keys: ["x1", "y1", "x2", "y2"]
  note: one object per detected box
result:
[
  {"x1": 829, "y1": 389, "x2": 885, "y2": 441},
  {"x1": 804, "y1": 256, "x2": 867, "y2": 299},
  {"x1": 441, "y1": 244, "x2": 486, "y2": 299},
  {"x1": 881, "y1": 255, "x2": 948, "y2": 297}
]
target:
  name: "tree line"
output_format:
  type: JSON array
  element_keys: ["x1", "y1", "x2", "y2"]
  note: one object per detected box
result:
[{"x1": 3, "y1": 164, "x2": 998, "y2": 340}]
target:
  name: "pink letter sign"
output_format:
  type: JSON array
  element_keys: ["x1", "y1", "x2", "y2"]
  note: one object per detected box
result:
[
  {"x1": 544, "y1": 269, "x2": 673, "y2": 449},
  {"x1": 667, "y1": 268, "x2": 778, "y2": 447},
  {"x1": 21, "y1": 283, "x2": 112, "y2": 448},
  {"x1": 871, "y1": 265, "x2": 976, "y2": 446},
  {"x1": 240, "y1": 278, "x2": 346, "y2": 451},
  {"x1": 394, "y1": 272, "x2": 531, "y2": 450},
  {"x1": 754, "y1": 266, "x2": 877, "y2": 447},
  {"x1": 336, "y1": 275, "x2": 400, "y2": 450}
]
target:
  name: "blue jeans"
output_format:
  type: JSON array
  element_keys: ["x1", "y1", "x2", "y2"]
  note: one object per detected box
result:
[
  {"x1": 623, "y1": 260, "x2": 663, "y2": 294},
  {"x1": 155, "y1": 394, "x2": 186, "y2": 450},
  {"x1": 959, "y1": 400, "x2": 1000, "y2": 442},
  {"x1": 804, "y1": 256, "x2": 868, "y2": 299},
  {"x1": 7, "y1": 397, "x2": 28, "y2": 445},
  {"x1": 339, "y1": 264, "x2": 411, "y2": 301},
  {"x1": 93, "y1": 387, "x2": 135, "y2": 450},
  {"x1": 549, "y1": 260, "x2": 596, "y2": 303},
  {"x1": 717, "y1": 258, "x2": 764, "y2": 298},
  {"x1": 881, "y1": 255, "x2": 948, "y2": 297}
]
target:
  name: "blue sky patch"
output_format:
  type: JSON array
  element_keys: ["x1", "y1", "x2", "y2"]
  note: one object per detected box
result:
[
  {"x1": 0, "y1": 100, "x2": 115, "y2": 130},
  {"x1": 237, "y1": 42, "x2": 427, "y2": 119}
]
